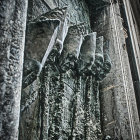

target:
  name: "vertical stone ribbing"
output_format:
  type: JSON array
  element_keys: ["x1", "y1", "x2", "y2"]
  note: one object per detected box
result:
[
  {"x1": 93, "y1": 80, "x2": 102, "y2": 139},
  {"x1": 40, "y1": 65, "x2": 50, "y2": 140},
  {"x1": 54, "y1": 73, "x2": 64, "y2": 139},
  {"x1": 47, "y1": 72, "x2": 55, "y2": 140},
  {"x1": 0, "y1": 0, "x2": 28, "y2": 139},
  {"x1": 72, "y1": 76, "x2": 84, "y2": 140},
  {"x1": 94, "y1": 2, "x2": 140, "y2": 139},
  {"x1": 84, "y1": 76, "x2": 92, "y2": 140},
  {"x1": 48, "y1": 73, "x2": 64, "y2": 140}
]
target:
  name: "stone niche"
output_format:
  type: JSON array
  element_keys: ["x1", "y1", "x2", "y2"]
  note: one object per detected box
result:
[{"x1": 19, "y1": 0, "x2": 112, "y2": 140}]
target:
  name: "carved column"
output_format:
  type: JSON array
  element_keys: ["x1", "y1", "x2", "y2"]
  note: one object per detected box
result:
[
  {"x1": 92, "y1": 2, "x2": 140, "y2": 139},
  {"x1": 19, "y1": 13, "x2": 60, "y2": 140},
  {"x1": 0, "y1": 0, "x2": 28, "y2": 139}
]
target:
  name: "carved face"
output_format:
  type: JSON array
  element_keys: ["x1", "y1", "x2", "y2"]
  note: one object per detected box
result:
[
  {"x1": 48, "y1": 39, "x2": 63, "y2": 62},
  {"x1": 81, "y1": 57, "x2": 95, "y2": 75},
  {"x1": 61, "y1": 54, "x2": 77, "y2": 72},
  {"x1": 54, "y1": 39, "x2": 63, "y2": 54}
]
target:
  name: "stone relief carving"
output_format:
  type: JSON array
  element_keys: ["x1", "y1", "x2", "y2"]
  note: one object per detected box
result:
[
  {"x1": 79, "y1": 32, "x2": 97, "y2": 75},
  {"x1": 19, "y1": 1, "x2": 112, "y2": 140},
  {"x1": 60, "y1": 24, "x2": 85, "y2": 72}
]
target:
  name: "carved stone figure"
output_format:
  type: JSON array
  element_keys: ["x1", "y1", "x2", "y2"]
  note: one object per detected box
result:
[
  {"x1": 60, "y1": 24, "x2": 85, "y2": 72},
  {"x1": 19, "y1": 1, "x2": 112, "y2": 140},
  {"x1": 79, "y1": 32, "x2": 97, "y2": 75},
  {"x1": 1, "y1": 0, "x2": 139, "y2": 140}
]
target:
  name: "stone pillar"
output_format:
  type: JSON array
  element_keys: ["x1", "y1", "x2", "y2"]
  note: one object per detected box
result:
[
  {"x1": 0, "y1": 0, "x2": 28, "y2": 139},
  {"x1": 92, "y1": 2, "x2": 140, "y2": 139}
]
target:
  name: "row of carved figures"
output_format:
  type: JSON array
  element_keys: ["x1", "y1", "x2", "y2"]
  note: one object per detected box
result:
[
  {"x1": 19, "y1": 7, "x2": 112, "y2": 140},
  {"x1": 22, "y1": 7, "x2": 111, "y2": 89}
]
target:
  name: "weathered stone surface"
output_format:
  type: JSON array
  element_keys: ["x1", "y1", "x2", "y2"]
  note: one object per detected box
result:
[
  {"x1": 25, "y1": 19, "x2": 60, "y2": 67},
  {"x1": 93, "y1": 2, "x2": 140, "y2": 140},
  {"x1": 27, "y1": 0, "x2": 90, "y2": 26},
  {"x1": 93, "y1": 36, "x2": 104, "y2": 80},
  {"x1": 23, "y1": 18, "x2": 60, "y2": 89},
  {"x1": 79, "y1": 32, "x2": 97, "y2": 75},
  {"x1": 0, "y1": 0, "x2": 28, "y2": 139},
  {"x1": 102, "y1": 41, "x2": 112, "y2": 76},
  {"x1": 60, "y1": 24, "x2": 85, "y2": 72},
  {"x1": 19, "y1": 1, "x2": 112, "y2": 139},
  {"x1": 37, "y1": 7, "x2": 69, "y2": 56},
  {"x1": 14, "y1": 0, "x2": 140, "y2": 140}
]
